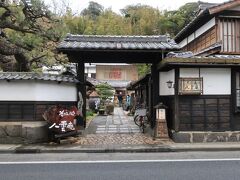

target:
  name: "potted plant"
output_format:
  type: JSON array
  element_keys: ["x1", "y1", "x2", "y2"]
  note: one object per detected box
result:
[{"x1": 95, "y1": 83, "x2": 114, "y2": 115}]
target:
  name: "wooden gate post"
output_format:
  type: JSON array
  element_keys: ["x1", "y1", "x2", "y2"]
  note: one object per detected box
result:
[
  {"x1": 151, "y1": 63, "x2": 159, "y2": 128},
  {"x1": 77, "y1": 62, "x2": 86, "y2": 128}
]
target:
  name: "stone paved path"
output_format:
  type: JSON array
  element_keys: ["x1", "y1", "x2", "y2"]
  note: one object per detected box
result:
[
  {"x1": 75, "y1": 107, "x2": 165, "y2": 146},
  {"x1": 86, "y1": 107, "x2": 140, "y2": 134}
]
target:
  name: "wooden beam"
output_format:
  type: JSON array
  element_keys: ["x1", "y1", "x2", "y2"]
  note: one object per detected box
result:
[
  {"x1": 174, "y1": 68, "x2": 180, "y2": 132},
  {"x1": 65, "y1": 51, "x2": 163, "y2": 64},
  {"x1": 76, "y1": 62, "x2": 86, "y2": 128},
  {"x1": 151, "y1": 63, "x2": 159, "y2": 128}
]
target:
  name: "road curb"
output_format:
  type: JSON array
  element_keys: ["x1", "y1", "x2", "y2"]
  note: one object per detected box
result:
[
  {"x1": 40, "y1": 146, "x2": 173, "y2": 153},
  {"x1": 2, "y1": 144, "x2": 240, "y2": 154}
]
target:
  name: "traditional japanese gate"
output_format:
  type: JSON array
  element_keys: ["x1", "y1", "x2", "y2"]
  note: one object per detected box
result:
[{"x1": 57, "y1": 35, "x2": 179, "y2": 129}]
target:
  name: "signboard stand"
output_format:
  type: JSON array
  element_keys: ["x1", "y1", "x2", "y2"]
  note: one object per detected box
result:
[{"x1": 154, "y1": 103, "x2": 169, "y2": 139}]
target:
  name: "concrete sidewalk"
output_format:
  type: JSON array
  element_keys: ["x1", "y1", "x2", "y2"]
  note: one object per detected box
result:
[{"x1": 1, "y1": 142, "x2": 240, "y2": 153}]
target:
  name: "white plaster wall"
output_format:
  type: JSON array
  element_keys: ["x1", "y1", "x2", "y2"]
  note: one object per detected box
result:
[
  {"x1": 0, "y1": 80, "x2": 77, "y2": 101},
  {"x1": 195, "y1": 18, "x2": 215, "y2": 37},
  {"x1": 159, "y1": 69, "x2": 175, "y2": 96},
  {"x1": 179, "y1": 18, "x2": 215, "y2": 48},
  {"x1": 201, "y1": 68, "x2": 231, "y2": 95},
  {"x1": 179, "y1": 38, "x2": 188, "y2": 48},
  {"x1": 180, "y1": 68, "x2": 200, "y2": 77},
  {"x1": 179, "y1": 68, "x2": 231, "y2": 95},
  {"x1": 85, "y1": 67, "x2": 96, "y2": 74},
  {"x1": 188, "y1": 33, "x2": 195, "y2": 43}
]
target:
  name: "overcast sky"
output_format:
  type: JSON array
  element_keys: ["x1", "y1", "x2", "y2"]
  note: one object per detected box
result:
[{"x1": 44, "y1": 0, "x2": 226, "y2": 14}]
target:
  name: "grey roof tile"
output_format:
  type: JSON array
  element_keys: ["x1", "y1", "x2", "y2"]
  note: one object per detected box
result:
[
  {"x1": 166, "y1": 51, "x2": 240, "y2": 60},
  {"x1": 58, "y1": 34, "x2": 179, "y2": 51},
  {"x1": 0, "y1": 72, "x2": 79, "y2": 83},
  {"x1": 100, "y1": 80, "x2": 132, "y2": 88}
]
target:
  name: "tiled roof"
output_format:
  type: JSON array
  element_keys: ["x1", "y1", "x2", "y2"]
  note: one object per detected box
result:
[
  {"x1": 198, "y1": 2, "x2": 219, "y2": 11},
  {"x1": 100, "y1": 80, "x2": 132, "y2": 88},
  {"x1": 166, "y1": 51, "x2": 240, "y2": 59},
  {"x1": 194, "y1": 42, "x2": 222, "y2": 56},
  {"x1": 58, "y1": 34, "x2": 179, "y2": 51},
  {"x1": 86, "y1": 77, "x2": 101, "y2": 86},
  {"x1": 0, "y1": 72, "x2": 78, "y2": 83},
  {"x1": 159, "y1": 52, "x2": 240, "y2": 69}
]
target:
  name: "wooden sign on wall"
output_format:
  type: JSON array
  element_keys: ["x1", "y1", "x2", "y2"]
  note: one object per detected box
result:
[{"x1": 179, "y1": 77, "x2": 203, "y2": 95}]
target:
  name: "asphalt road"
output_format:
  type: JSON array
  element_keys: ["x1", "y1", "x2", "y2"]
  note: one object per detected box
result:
[
  {"x1": 1, "y1": 159, "x2": 240, "y2": 180},
  {"x1": 1, "y1": 151, "x2": 240, "y2": 180}
]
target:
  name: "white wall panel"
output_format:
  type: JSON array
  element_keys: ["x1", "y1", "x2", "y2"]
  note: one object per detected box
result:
[
  {"x1": 188, "y1": 33, "x2": 195, "y2": 43},
  {"x1": 179, "y1": 68, "x2": 231, "y2": 95},
  {"x1": 180, "y1": 68, "x2": 200, "y2": 77},
  {"x1": 179, "y1": 38, "x2": 188, "y2": 48},
  {"x1": 201, "y1": 68, "x2": 231, "y2": 95},
  {"x1": 178, "y1": 18, "x2": 215, "y2": 48},
  {"x1": 195, "y1": 18, "x2": 215, "y2": 37},
  {"x1": 0, "y1": 81, "x2": 77, "y2": 101},
  {"x1": 159, "y1": 69, "x2": 175, "y2": 96}
]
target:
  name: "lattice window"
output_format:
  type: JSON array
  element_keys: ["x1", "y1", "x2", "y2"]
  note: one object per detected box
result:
[{"x1": 219, "y1": 18, "x2": 240, "y2": 53}]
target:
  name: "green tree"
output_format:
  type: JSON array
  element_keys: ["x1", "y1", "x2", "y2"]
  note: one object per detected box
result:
[
  {"x1": 160, "y1": 2, "x2": 198, "y2": 36},
  {"x1": 95, "y1": 83, "x2": 114, "y2": 101},
  {"x1": 0, "y1": 0, "x2": 66, "y2": 72},
  {"x1": 81, "y1": 1, "x2": 104, "y2": 20},
  {"x1": 136, "y1": 64, "x2": 151, "y2": 78},
  {"x1": 121, "y1": 4, "x2": 161, "y2": 35}
]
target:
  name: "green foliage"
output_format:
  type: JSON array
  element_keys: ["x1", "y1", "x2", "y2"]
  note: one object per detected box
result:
[
  {"x1": 136, "y1": 64, "x2": 151, "y2": 77},
  {"x1": 81, "y1": 1, "x2": 104, "y2": 20},
  {"x1": 63, "y1": 1, "x2": 198, "y2": 37},
  {"x1": 0, "y1": 0, "x2": 67, "y2": 71},
  {"x1": 86, "y1": 110, "x2": 94, "y2": 117},
  {"x1": 95, "y1": 83, "x2": 114, "y2": 101}
]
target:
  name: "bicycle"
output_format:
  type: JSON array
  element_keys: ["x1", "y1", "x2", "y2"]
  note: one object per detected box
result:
[{"x1": 134, "y1": 107, "x2": 149, "y2": 133}]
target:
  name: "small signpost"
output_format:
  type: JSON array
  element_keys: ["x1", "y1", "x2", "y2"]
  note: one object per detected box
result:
[{"x1": 154, "y1": 103, "x2": 169, "y2": 139}]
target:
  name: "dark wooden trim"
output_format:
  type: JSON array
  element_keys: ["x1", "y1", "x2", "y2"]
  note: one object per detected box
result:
[
  {"x1": 179, "y1": 95, "x2": 231, "y2": 98},
  {"x1": 178, "y1": 95, "x2": 231, "y2": 131},
  {"x1": 0, "y1": 101, "x2": 77, "y2": 122},
  {"x1": 174, "y1": 68, "x2": 180, "y2": 132},
  {"x1": 231, "y1": 68, "x2": 237, "y2": 130},
  {"x1": 66, "y1": 51, "x2": 169, "y2": 64},
  {"x1": 151, "y1": 63, "x2": 159, "y2": 128},
  {"x1": 203, "y1": 98, "x2": 207, "y2": 130},
  {"x1": 77, "y1": 62, "x2": 86, "y2": 128},
  {"x1": 190, "y1": 100, "x2": 193, "y2": 129}
]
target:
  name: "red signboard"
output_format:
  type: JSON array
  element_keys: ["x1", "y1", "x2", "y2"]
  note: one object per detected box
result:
[{"x1": 109, "y1": 68, "x2": 121, "y2": 79}]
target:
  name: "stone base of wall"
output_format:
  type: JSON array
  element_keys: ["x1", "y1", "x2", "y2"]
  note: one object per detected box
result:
[
  {"x1": 171, "y1": 130, "x2": 240, "y2": 143},
  {"x1": 0, "y1": 122, "x2": 48, "y2": 144}
]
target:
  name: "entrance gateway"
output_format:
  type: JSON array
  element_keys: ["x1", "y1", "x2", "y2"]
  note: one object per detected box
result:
[{"x1": 57, "y1": 34, "x2": 179, "y2": 134}]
